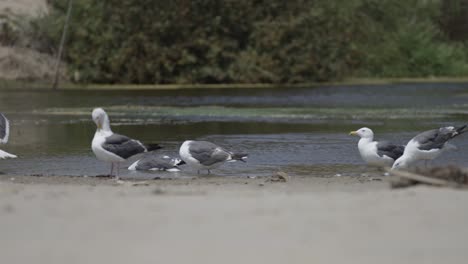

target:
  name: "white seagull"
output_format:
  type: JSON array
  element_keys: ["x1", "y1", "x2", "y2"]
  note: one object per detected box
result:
[
  {"x1": 91, "y1": 108, "x2": 162, "y2": 178},
  {"x1": 0, "y1": 113, "x2": 17, "y2": 159},
  {"x1": 179, "y1": 140, "x2": 248, "y2": 174},
  {"x1": 128, "y1": 153, "x2": 185, "y2": 172},
  {"x1": 392, "y1": 125, "x2": 466, "y2": 170},
  {"x1": 349, "y1": 127, "x2": 404, "y2": 167}
]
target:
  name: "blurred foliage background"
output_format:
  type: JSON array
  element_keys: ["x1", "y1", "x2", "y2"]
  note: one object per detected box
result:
[{"x1": 13, "y1": 0, "x2": 468, "y2": 84}]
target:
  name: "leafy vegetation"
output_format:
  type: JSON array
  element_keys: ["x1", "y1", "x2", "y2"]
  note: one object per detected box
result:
[{"x1": 26, "y1": 0, "x2": 468, "y2": 84}]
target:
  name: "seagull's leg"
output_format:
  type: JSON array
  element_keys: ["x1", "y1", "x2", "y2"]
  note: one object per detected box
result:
[
  {"x1": 197, "y1": 170, "x2": 200, "y2": 175},
  {"x1": 115, "y1": 164, "x2": 120, "y2": 180},
  {"x1": 110, "y1": 163, "x2": 114, "y2": 176},
  {"x1": 207, "y1": 169, "x2": 211, "y2": 175}
]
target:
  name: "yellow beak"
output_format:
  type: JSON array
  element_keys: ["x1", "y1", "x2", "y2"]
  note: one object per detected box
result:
[
  {"x1": 349, "y1": 131, "x2": 358, "y2": 136},
  {"x1": 97, "y1": 122, "x2": 102, "y2": 129}
]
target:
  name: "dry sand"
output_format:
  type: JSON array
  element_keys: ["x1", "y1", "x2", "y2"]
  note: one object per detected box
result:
[{"x1": 0, "y1": 174, "x2": 467, "y2": 264}]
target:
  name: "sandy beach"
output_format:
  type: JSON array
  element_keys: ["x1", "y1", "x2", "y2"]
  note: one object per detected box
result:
[{"x1": 0, "y1": 174, "x2": 467, "y2": 264}]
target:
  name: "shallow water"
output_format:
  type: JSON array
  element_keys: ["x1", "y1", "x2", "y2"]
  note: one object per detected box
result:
[{"x1": 1, "y1": 83, "x2": 468, "y2": 178}]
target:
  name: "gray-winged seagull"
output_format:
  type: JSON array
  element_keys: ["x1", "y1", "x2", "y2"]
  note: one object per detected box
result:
[
  {"x1": 392, "y1": 125, "x2": 466, "y2": 170},
  {"x1": 350, "y1": 127, "x2": 404, "y2": 167},
  {"x1": 91, "y1": 108, "x2": 162, "y2": 178},
  {"x1": 179, "y1": 140, "x2": 248, "y2": 174},
  {"x1": 0, "y1": 113, "x2": 17, "y2": 159},
  {"x1": 128, "y1": 153, "x2": 185, "y2": 172}
]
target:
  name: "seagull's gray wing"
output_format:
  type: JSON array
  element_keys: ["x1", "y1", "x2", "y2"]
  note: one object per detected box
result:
[
  {"x1": 0, "y1": 113, "x2": 9, "y2": 144},
  {"x1": 102, "y1": 133, "x2": 146, "y2": 159},
  {"x1": 376, "y1": 141, "x2": 405, "y2": 160},
  {"x1": 413, "y1": 127, "x2": 464, "y2": 151},
  {"x1": 189, "y1": 141, "x2": 231, "y2": 166}
]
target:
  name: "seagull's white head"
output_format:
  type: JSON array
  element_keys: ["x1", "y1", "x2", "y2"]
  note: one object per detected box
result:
[
  {"x1": 349, "y1": 127, "x2": 374, "y2": 139},
  {"x1": 92, "y1": 108, "x2": 111, "y2": 131},
  {"x1": 391, "y1": 156, "x2": 409, "y2": 170}
]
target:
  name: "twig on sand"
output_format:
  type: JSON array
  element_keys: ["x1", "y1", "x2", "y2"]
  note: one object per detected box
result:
[{"x1": 391, "y1": 170, "x2": 452, "y2": 186}]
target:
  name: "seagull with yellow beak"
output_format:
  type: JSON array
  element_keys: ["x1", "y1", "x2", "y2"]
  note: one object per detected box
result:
[{"x1": 350, "y1": 127, "x2": 404, "y2": 168}]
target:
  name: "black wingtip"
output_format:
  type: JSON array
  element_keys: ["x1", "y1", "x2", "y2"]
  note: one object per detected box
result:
[
  {"x1": 452, "y1": 125, "x2": 468, "y2": 138},
  {"x1": 456, "y1": 125, "x2": 467, "y2": 133},
  {"x1": 177, "y1": 160, "x2": 186, "y2": 166},
  {"x1": 146, "y1": 143, "x2": 163, "y2": 151},
  {"x1": 232, "y1": 153, "x2": 248, "y2": 162}
]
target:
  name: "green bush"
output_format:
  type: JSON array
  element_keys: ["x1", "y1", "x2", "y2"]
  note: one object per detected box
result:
[
  {"x1": 29, "y1": 0, "x2": 468, "y2": 84},
  {"x1": 355, "y1": 0, "x2": 468, "y2": 77}
]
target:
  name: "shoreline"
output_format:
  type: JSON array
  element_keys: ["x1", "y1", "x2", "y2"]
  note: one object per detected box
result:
[{"x1": 0, "y1": 173, "x2": 389, "y2": 191}]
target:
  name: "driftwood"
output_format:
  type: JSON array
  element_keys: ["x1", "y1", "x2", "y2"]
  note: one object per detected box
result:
[{"x1": 389, "y1": 165, "x2": 468, "y2": 189}]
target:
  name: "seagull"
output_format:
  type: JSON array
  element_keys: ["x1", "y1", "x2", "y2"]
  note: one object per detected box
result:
[
  {"x1": 349, "y1": 127, "x2": 404, "y2": 167},
  {"x1": 0, "y1": 113, "x2": 17, "y2": 159},
  {"x1": 91, "y1": 108, "x2": 162, "y2": 178},
  {"x1": 179, "y1": 140, "x2": 248, "y2": 174},
  {"x1": 392, "y1": 125, "x2": 467, "y2": 170},
  {"x1": 128, "y1": 152, "x2": 185, "y2": 172}
]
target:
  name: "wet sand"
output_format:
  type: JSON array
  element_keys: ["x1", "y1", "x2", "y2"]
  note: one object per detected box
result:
[{"x1": 1, "y1": 174, "x2": 467, "y2": 264}]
